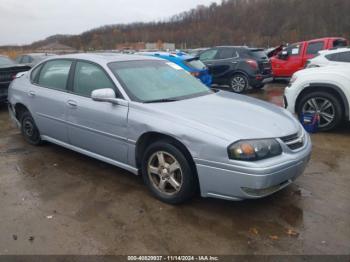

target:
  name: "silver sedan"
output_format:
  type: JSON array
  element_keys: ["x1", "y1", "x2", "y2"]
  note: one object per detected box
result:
[{"x1": 8, "y1": 53, "x2": 312, "y2": 204}]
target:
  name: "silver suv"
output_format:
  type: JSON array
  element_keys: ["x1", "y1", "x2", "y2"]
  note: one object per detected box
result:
[{"x1": 8, "y1": 54, "x2": 312, "y2": 204}]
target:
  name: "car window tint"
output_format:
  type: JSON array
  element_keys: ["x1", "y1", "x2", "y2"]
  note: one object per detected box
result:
[
  {"x1": 306, "y1": 42, "x2": 324, "y2": 55},
  {"x1": 286, "y1": 44, "x2": 301, "y2": 56},
  {"x1": 216, "y1": 48, "x2": 234, "y2": 59},
  {"x1": 327, "y1": 51, "x2": 350, "y2": 62},
  {"x1": 38, "y1": 60, "x2": 72, "y2": 90},
  {"x1": 21, "y1": 56, "x2": 31, "y2": 64},
  {"x1": 199, "y1": 49, "x2": 218, "y2": 61},
  {"x1": 73, "y1": 61, "x2": 114, "y2": 97}
]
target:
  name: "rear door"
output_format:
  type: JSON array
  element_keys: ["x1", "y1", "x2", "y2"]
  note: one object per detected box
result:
[
  {"x1": 304, "y1": 40, "x2": 325, "y2": 66},
  {"x1": 28, "y1": 59, "x2": 73, "y2": 143},
  {"x1": 200, "y1": 47, "x2": 237, "y2": 82},
  {"x1": 66, "y1": 60, "x2": 129, "y2": 163}
]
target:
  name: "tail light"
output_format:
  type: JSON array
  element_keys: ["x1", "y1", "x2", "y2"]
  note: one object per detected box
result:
[
  {"x1": 191, "y1": 72, "x2": 200, "y2": 77},
  {"x1": 246, "y1": 59, "x2": 258, "y2": 70}
]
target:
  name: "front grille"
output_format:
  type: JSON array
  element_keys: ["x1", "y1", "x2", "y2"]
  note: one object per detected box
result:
[{"x1": 281, "y1": 132, "x2": 304, "y2": 150}]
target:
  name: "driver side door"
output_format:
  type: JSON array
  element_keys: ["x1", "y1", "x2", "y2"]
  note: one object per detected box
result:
[{"x1": 66, "y1": 61, "x2": 129, "y2": 164}]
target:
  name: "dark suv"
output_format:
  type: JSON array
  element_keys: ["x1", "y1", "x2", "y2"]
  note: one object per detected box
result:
[{"x1": 199, "y1": 46, "x2": 273, "y2": 93}]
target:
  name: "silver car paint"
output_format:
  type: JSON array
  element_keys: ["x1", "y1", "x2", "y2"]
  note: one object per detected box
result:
[{"x1": 8, "y1": 53, "x2": 312, "y2": 201}]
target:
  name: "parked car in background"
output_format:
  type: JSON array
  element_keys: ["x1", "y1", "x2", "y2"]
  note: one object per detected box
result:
[
  {"x1": 8, "y1": 53, "x2": 311, "y2": 204},
  {"x1": 140, "y1": 51, "x2": 212, "y2": 87},
  {"x1": 305, "y1": 48, "x2": 350, "y2": 68},
  {"x1": 284, "y1": 65, "x2": 350, "y2": 131},
  {"x1": 199, "y1": 46, "x2": 273, "y2": 93},
  {"x1": 271, "y1": 37, "x2": 348, "y2": 80},
  {"x1": 0, "y1": 55, "x2": 31, "y2": 102},
  {"x1": 15, "y1": 53, "x2": 55, "y2": 67},
  {"x1": 187, "y1": 48, "x2": 209, "y2": 57}
]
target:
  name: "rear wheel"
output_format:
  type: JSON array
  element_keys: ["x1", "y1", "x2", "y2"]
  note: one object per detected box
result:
[
  {"x1": 20, "y1": 111, "x2": 42, "y2": 145},
  {"x1": 141, "y1": 141, "x2": 196, "y2": 204},
  {"x1": 297, "y1": 91, "x2": 343, "y2": 131},
  {"x1": 230, "y1": 74, "x2": 248, "y2": 93}
]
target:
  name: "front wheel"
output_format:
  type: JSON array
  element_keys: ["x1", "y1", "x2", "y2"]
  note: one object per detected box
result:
[
  {"x1": 297, "y1": 91, "x2": 343, "y2": 131},
  {"x1": 142, "y1": 141, "x2": 197, "y2": 204},
  {"x1": 230, "y1": 74, "x2": 248, "y2": 93}
]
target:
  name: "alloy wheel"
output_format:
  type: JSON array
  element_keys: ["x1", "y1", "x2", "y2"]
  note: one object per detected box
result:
[
  {"x1": 147, "y1": 151, "x2": 183, "y2": 195},
  {"x1": 231, "y1": 76, "x2": 247, "y2": 93},
  {"x1": 302, "y1": 97, "x2": 335, "y2": 128}
]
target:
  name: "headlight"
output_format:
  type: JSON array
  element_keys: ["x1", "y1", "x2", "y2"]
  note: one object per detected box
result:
[{"x1": 228, "y1": 139, "x2": 282, "y2": 161}]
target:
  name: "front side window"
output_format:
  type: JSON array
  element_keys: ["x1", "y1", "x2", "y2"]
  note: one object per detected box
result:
[
  {"x1": 286, "y1": 44, "x2": 301, "y2": 56},
  {"x1": 109, "y1": 60, "x2": 211, "y2": 103},
  {"x1": 73, "y1": 61, "x2": 115, "y2": 97},
  {"x1": 306, "y1": 42, "x2": 325, "y2": 55},
  {"x1": 38, "y1": 60, "x2": 72, "y2": 91},
  {"x1": 30, "y1": 65, "x2": 43, "y2": 83},
  {"x1": 199, "y1": 49, "x2": 218, "y2": 61}
]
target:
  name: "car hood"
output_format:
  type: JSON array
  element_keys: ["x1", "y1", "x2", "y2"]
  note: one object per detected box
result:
[{"x1": 140, "y1": 91, "x2": 301, "y2": 142}]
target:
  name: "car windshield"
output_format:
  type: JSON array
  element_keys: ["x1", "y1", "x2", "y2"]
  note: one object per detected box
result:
[
  {"x1": 184, "y1": 58, "x2": 206, "y2": 70},
  {"x1": 0, "y1": 56, "x2": 15, "y2": 66},
  {"x1": 109, "y1": 60, "x2": 212, "y2": 103}
]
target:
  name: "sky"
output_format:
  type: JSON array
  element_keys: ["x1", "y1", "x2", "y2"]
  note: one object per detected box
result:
[{"x1": 0, "y1": 0, "x2": 221, "y2": 46}]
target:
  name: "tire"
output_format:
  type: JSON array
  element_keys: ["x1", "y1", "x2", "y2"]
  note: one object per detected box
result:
[
  {"x1": 20, "y1": 111, "x2": 42, "y2": 145},
  {"x1": 141, "y1": 141, "x2": 197, "y2": 204},
  {"x1": 229, "y1": 74, "x2": 248, "y2": 93},
  {"x1": 297, "y1": 91, "x2": 343, "y2": 131}
]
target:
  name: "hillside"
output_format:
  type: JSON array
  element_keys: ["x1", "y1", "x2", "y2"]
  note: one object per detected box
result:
[{"x1": 5, "y1": 0, "x2": 350, "y2": 50}]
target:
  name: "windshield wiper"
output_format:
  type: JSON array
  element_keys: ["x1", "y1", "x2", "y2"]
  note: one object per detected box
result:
[{"x1": 144, "y1": 98, "x2": 178, "y2": 104}]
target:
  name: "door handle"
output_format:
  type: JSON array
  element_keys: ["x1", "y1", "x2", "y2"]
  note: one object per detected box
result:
[
  {"x1": 28, "y1": 91, "x2": 36, "y2": 97},
  {"x1": 67, "y1": 100, "x2": 78, "y2": 108}
]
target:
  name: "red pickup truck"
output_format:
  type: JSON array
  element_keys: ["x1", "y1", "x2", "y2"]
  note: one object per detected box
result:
[{"x1": 270, "y1": 37, "x2": 348, "y2": 79}]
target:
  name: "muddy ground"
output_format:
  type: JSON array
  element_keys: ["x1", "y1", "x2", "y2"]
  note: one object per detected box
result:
[{"x1": 0, "y1": 83, "x2": 349, "y2": 255}]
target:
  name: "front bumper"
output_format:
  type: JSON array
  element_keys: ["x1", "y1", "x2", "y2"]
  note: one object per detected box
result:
[{"x1": 195, "y1": 133, "x2": 312, "y2": 201}]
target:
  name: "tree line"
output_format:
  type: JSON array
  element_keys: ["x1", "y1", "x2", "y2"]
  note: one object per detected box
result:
[{"x1": 3, "y1": 0, "x2": 350, "y2": 51}]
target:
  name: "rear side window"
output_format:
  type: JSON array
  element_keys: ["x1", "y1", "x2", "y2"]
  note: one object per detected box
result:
[
  {"x1": 306, "y1": 42, "x2": 325, "y2": 55},
  {"x1": 333, "y1": 39, "x2": 347, "y2": 48},
  {"x1": 38, "y1": 60, "x2": 72, "y2": 91},
  {"x1": 73, "y1": 61, "x2": 115, "y2": 97},
  {"x1": 199, "y1": 49, "x2": 218, "y2": 61},
  {"x1": 216, "y1": 48, "x2": 235, "y2": 59},
  {"x1": 326, "y1": 51, "x2": 350, "y2": 62}
]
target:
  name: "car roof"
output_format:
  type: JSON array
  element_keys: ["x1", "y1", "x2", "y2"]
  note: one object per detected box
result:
[
  {"x1": 139, "y1": 51, "x2": 194, "y2": 61},
  {"x1": 46, "y1": 53, "x2": 161, "y2": 64}
]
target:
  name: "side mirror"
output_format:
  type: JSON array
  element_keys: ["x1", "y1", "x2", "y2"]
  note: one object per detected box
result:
[{"x1": 91, "y1": 88, "x2": 120, "y2": 104}]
